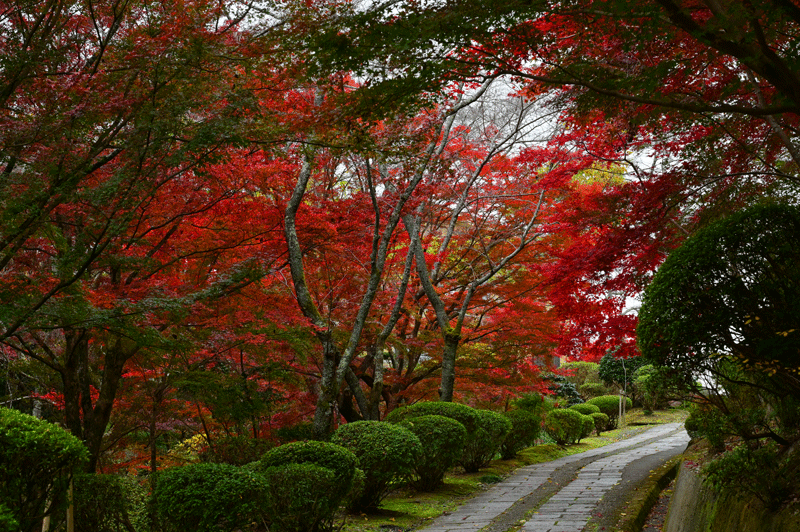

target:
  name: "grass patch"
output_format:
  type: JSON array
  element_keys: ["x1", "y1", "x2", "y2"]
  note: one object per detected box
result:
[{"x1": 341, "y1": 407, "x2": 688, "y2": 532}]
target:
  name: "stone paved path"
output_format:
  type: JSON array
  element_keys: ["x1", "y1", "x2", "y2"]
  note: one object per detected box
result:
[{"x1": 414, "y1": 422, "x2": 689, "y2": 532}]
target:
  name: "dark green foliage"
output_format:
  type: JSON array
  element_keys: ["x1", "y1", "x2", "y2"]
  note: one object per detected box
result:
[
  {"x1": 544, "y1": 409, "x2": 585, "y2": 445},
  {"x1": 200, "y1": 435, "x2": 273, "y2": 466},
  {"x1": 638, "y1": 204, "x2": 800, "y2": 390},
  {"x1": 72, "y1": 473, "x2": 147, "y2": 532},
  {"x1": 587, "y1": 395, "x2": 632, "y2": 430},
  {"x1": 153, "y1": 463, "x2": 268, "y2": 532},
  {"x1": 0, "y1": 505, "x2": 18, "y2": 532},
  {"x1": 275, "y1": 422, "x2": 315, "y2": 443},
  {"x1": 544, "y1": 374, "x2": 584, "y2": 405},
  {"x1": 569, "y1": 403, "x2": 600, "y2": 416},
  {"x1": 685, "y1": 406, "x2": 728, "y2": 452},
  {"x1": 703, "y1": 442, "x2": 798, "y2": 511},
  {"x1": 396, "y1": 415, "x2": 466, "y2": 491},
  {"x1": 331, "y1": 421, "x2": 421, "y2": 511},
  {"x1": 500, "y1": 409, "x2": 542, "y2": 459},
  {"x1": 460, "y1": 409, "x2": 512, "y2": 472},
  {"x1": 579, "y1": 382, "x2": 610, "y2": 400},
  {"x1": 261, "y1": 463, "x2": 341, "y2": 532},
  {"x1": 579, "y1": 414, "x2": 595, "y2": 441},
  {"x1": 598, "y1": 351, "x2": 645, "y2": 392},
  {"x1": 258, "y1": 440, "x2": 358, "y2": 494},
  {"x1": 385, "y1": 401, "x2": 481, "y2": 433},
  {"x1": 514, "y1": 393, "x2": 546, "y2": 412},
  {"x1": 590, "y1": 412, "x2": 609, "y2": 435},
  {"x1": 0, "y1": 407, "x2": 88, "y2": 532}
]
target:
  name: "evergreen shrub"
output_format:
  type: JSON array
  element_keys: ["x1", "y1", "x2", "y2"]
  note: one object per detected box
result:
[
  {"x1": 460, "y1": 409, "x2": 512, "y2": 472},
  {"x1": 258, "y1": 440, "x2": 358, "y2": 492},
  {"x1": 0, "y1": 407, "x2": 88, "y2": 532},
  {"x1": 331, "y1": 421, "x2": 421, "y2": 511},
  {"x1": 569, "y1": 403, "x2": 600, "y2": 416},
  {"x1": 200, "y1": 435, "x2": 273, "y2": 466},
  {"x1": 544, "y1": 408, "x2": 585, "y2": 445},
  {"x1": 590, "y1": 412, "x2": 610, "y2": 435},
  {"x1": 72, "y1": 473, "x2": 147, "y2": 532},
  {"x1": 500, "y1": 409, "x2": 541, "y2": 459},
  {"x1": 153, "y1": 462, "x2": 268, "y2": 532},
  {"x1": 261, "y1": 463, "x2": 340, "y2": 532},
  {"x1": 586, "y1": 395, "x2": 632, "y2": 430},
  {"x1": 396, "y1": 415, "x2": 466, "y2": 491},
  {"x1": 579, "y1": 382, "x2": 609, "y2": 400}
]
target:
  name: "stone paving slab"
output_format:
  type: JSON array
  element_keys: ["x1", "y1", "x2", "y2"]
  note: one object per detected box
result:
[{"x1": 415, "y1": 422, "x2": 689, "y2": 532}]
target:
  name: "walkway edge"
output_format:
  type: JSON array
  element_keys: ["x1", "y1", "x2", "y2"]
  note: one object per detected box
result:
[{"x1": 614, "y1": 455, "x2": 681, "y2": 532}]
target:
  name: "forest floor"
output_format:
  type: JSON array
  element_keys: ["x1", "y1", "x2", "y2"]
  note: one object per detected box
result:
[{"x1": 341, "y1": 408, "x2": 689, "y2": 532}]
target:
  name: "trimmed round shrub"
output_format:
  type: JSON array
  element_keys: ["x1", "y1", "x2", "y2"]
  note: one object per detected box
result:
[
  {"x1": 258, "y1": 440, "x2": 358, "y2": 494},
  {"x1": 153, "y1": 462, "x2": 268, "y2": 532},
  {"x1": 396, "y1": 415, "x2": 466, "y2": 491},
  {"x1": 514, "y1": 393, "x2": 546, "y2": 412},
  {"x1": 590, "y1": 412, "x2": 610, "y2": 435},
  {"x1": 500, "y1": 409, "x2": 541, "y2": 459},
  {"x1": 71, "y1": 473, "x2": 147, "y2": 532},
  {"x1": 544, "y1": 409, "x2": 585, "y2": 445},
  {"x1": 461, "y1": 409, "x2": 512, "y2": 472},
  {"x1": 579, "y1": 382, "x2": 609, "y2": 400},
  {"x1": 385, "y1": 401, "x2": 481, "y2": 433},
  {"x1": 579, "y1": 414, "x2": 595, "y2": 441},
  {"x1": 262, "y1": 463, "x2": 340, "y2": 532},
  {"x1": 0, "y1": 407, "x2": 88, "y2": 532},
  {"x1": 569, "y1": 403, "x2": 600, "y2": 416},
  {"x1": 586, "y1": 395, "x2": 632, "y2": 430},
  {"x1": 331, "y1": 421, "x2": 421, "y2": 511}
]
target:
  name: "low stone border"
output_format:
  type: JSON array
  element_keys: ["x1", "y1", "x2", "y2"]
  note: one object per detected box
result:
[{"x1": 614, "y1": 456, "x2": 681, "y2": 532}]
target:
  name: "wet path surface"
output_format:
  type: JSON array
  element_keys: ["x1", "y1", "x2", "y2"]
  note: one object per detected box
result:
[{"x1": 414, "y1": 423, "x2": 689, "y2": 532}]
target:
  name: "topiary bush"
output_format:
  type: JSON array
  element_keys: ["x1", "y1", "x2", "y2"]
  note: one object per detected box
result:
[
  {"x1": 395, "y1": 415, "x2": 466, "y2": 491},
  {"x1": 261, "y1": 463, "x2": 341, "y2": 532},
  {"x1": 331, "y1": 421, "x2": 421, "y2": 511},
  {"x1": 153, "y1": 462, "x2": 268, "y2": 532},
  {"x1": 544, "y1": 408, "x2": 585, "y2": 445},
  {"x1": 590, "y1": 412, "x2": 610, "y2": 435},
  {"x1": 385, "y1": 401, "x2": 481, "y2": 433},
  {"x1": 460, "y1": 409, "x2": 512, "y2": 472},
  {"x1": 71, "y1": 473, "x2": 148, "y2": 532},
  {"x1": 579, "y1": 382, "x2": 610, "y2": 400},
  {"x1": 500, "y1": 409, "x2": 541, "y2": 459},
  {"x1": 587, "y1": 395, "x2": 632, "y2": 430},
  {"x1": 569, "y1": 403, "x2": 600, "y2": 416},
  {"x1": 0, "y1": 407, "x2": 88, "y2": 532},
  {"x1": 258, "y1": 440, "x2": 358, "y2": 494},
  {"x1": 579, "y1": 413, "x2": 595, "y2": 442}
]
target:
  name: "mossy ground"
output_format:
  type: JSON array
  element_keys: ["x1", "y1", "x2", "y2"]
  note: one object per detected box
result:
[{"x1": 340, "y1": 407, "x2": 688, "y2": 532}]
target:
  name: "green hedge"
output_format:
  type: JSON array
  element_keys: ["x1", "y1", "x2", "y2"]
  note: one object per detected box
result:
[
  {"x1": 500, "y1": 409, "x2": 542, "y2": 459},
  {"x1": 259, "y1": 440, "x2": 357, "y2": 493},
  {"x1": 569, "y1": 403, "x2": 600, "y2": 416},
  {"x1": 0, "y1": 407, "x2": 88, "y2": 532},
  {"x1": 385, "y1": 401, "x2": 481, "y2": 433},
  {"x1": 586, "y1": 395, "x2": 632, "y2": 430},
  {"x1": 590, "y1": 412, "x2": 610, "y2": 435},
  {"x1": 153, "y1": 462, "x2": 268, "y2": 532},
  {"x1": 262, "y1": 463, "x2": 341, "y2": 532},
  {"x1": 396, "y1": 415, "x2": 466, "y2": 491},
  {"x1": 71, "y1": 473, "x2": 147, "y2": 532},
  {"x1": 461, "y1": 409, "x2": 512, "y2": 472},
  {"x1": 544, "y1": 409, "x2": 585, "y2": 445},
  {"x1": 331, "y1": 421, "x2": 421, "y2": 511}
]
